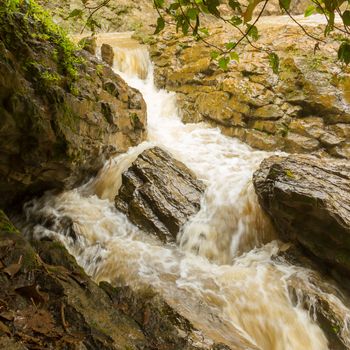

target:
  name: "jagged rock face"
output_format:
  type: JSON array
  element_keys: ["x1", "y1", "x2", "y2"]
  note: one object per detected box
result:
[
  {"x1": 115, "y1": 147, "x2": 205, "y2": 242},
  {"x1": 0, "y1": 210, "x2": 232, "y2": 350},
  {"x1": 149, "y1": 20, "x2": 350, "y2": 158},
  {"x1": 0, "y1": 4, "x2": 146, "y2": 209},
  {"x1": 253, "y1": 154, "x2": 350, "y2": 274}
]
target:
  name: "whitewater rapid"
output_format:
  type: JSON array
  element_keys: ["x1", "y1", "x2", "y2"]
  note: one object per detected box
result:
[{"x1": 22, "y1": 33, "x2": 350, "y2": 350}]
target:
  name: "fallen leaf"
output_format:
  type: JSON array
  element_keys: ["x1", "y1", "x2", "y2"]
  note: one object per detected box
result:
[
  {"x1": 15, "y1": 284, "x2": 48, "y2": 304},
  {"x1": 0, "y1": 320, "x2": 11, "y2": 335},
  {"x1": 3, "y1": 255, "x2": 22, "y2": 278},
  {"x1": 27, "y1": 309, "x2": 55, "y2": 335},
  {"x1": 0, "y1": 311, "x2": 14, "y2": 321}
]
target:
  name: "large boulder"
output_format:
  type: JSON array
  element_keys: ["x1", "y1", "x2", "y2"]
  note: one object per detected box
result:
[
  {"x1": 0, "y1": 2, "x2": 146, "y2": 209},
  {"x1": 115, "y1": 147, "x2": 205, "y2": 242},
  {"x1": 253, "y1": 154, "x2": 350, "y2": 274}
]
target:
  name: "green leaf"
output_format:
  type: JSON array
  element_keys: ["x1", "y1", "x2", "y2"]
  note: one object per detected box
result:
[
  {"x1": 187, "y1": 8, "x2": 199, "y2": 20},
  {"x1": 181, "y1": 21, "x2": 189, "y2": 35},
  {"x1": 66, "y1": 9, "x2": 83, "y2": 19},
  {"x1": 268, "y1": 52, "x2": 280, "y2": 74},
  {"x1": 199, "y1": 27, "x2": 209, "y2": 36},
  {"x1": 228, "y1": 0, "x2": 241, "y2": 11},
  {"x1": 279, "y1": 0, "x2": 291, "y2": 10},
  {"x1": 154, "y1": 17, "x2": 165, "y2": 34},
  {"x1": 230, "y1": 52, "x2": 239, "y2": 61},
  {"x1": 304, "y1": 5, "x2": 316, "y2": 17},
  {"x1": 154, "y1": 0, "x2": 165, "y2": 9},
  {"x1": 338, "y1": 41, "x2": 350, "y2": 65},
  {"x1": 226, "y1": 41, "x2": 236, "y2": 50},
  {"x1": 246, "y1": 24, "x2": 259, "y2": 41},
  {"x1": 218, "y1": 56, "x2": 230, "y2": 70},
  {"x1": 210, "y1": 50, "x2": 220, "y2": 59},
  {"x1": 230, "y1": 16, "x2": 242, "y2": 26},
  {"x1": 207, "y1": 0, "x2": 220, "y2": 16},
  {"x1": 169, "y1": 3, "x2": 180, "y2": 10},
  {"x1": 343, "y1": 10, "x2": 350, "y2": 26}
]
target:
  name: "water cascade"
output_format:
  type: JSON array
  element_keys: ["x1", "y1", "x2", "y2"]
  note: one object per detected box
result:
[{"x1": 22, "y1": 33, "x2": 350, "y2": 350}]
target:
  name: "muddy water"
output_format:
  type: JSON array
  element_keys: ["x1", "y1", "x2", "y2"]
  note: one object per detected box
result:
[{"x1": 22, "y1": 33, "x2": 350, "y2": 350}]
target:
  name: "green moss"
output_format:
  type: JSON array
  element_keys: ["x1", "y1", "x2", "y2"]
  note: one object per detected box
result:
[
  {"x1": 59, "y1": 104, "x2": 80, "y2": 133},
  {"x1": 96, "y1": 64, "x2": 104, "y2": 77},
  {"x1": 41, "y1": 70, "x2": 61, "y2": 84},
  {"x1": 0, "y1": 0, "x2": 85, "y2": 82},
  {"x1": 285, "y1": 169, "x2": 295, "y2": 178},
  {"x1": 331, "y1": 324, "x2": 340, "y2": 334}
]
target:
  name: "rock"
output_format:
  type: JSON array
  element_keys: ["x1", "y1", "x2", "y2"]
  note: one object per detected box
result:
[
  {"x1": 0, "y1": 210, "x2": 232, "y2": 350},
  {"x1": 288, "y1": 117, "x2": 325, "y2": 139},
  {"x1": 284, "y1": 132, "x2": 320, "y2": 153},
  {"x1": 0, "y1": 2, "x2": 147, "y2": 209},
  {"x1": 319, "y1": 132, "x2": 345, "y2": 147},
  {"x1": 251, "y1": 104, "x2": 284, "y2": 120},
  {"x1": 253, "y1": 154, "x2": 350, "y2": 275},
  {"x1": 79, "y1": 36, "x2": 97, "y2": 55},
  {"x1": 245, "y1": 129, "x2": 281, "y2": 150},
  {"x1": 101, "y1": 43, "x2": 114, "y2": 66},
  {"x1": 115, "y1": 147, "x2": 205, "y2": 242},
  {"x1": 273, "y1": 244, "x2": 350, "y2": 350},
  {"x1": 330, "y1": 142, "x2": 350, "y2": 159}
]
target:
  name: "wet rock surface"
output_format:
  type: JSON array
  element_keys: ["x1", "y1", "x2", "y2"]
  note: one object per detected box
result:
[
  {"x1": 148, "y1": 20, "x2": 350, "y2": 158},
  {"x1": 0, "y1": 210, "x2": 232, "y2": 350},
  {"x1": 115, "y1": 147, "x2": 205, "y2": 242},
  {"x1": 0, "y1": 4, "x2": 147, "y2": 209},
  {"x1": 273, "y1": 244, "x2": 350, "y2": 350},
  {"x1": 253, "y1": 154, "x2": 350, "y2": 275}
]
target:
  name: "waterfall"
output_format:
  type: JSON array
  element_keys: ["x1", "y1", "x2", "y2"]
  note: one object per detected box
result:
[{"x1": 21, "y1": 33, "x2": 350, "y2": 350}]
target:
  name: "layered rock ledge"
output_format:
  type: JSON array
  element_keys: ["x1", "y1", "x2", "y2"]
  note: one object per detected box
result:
[
  {"x1": 115, "y1": 147, "x2": 205, "y2": 242},
  {"x1": 253, "y1": 154, "x2": 350, "y2": 274},
  {"x1": 148, "y1": 20, "x2": 350, "y2": 158}
]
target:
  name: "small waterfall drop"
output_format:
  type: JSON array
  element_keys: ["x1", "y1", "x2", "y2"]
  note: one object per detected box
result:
[{"x1": 21, "y1": 33, "x2": 350, "y2": 350}]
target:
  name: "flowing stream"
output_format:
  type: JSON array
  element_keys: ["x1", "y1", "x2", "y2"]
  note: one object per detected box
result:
[{"x1": 22, "y1": 33, "x2": 350, "y2": 350}]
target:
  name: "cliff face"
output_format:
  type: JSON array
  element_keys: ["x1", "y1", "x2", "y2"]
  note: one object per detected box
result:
[{"x1": 0, "y1": 1, "x2": 147, "y2": 209}]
